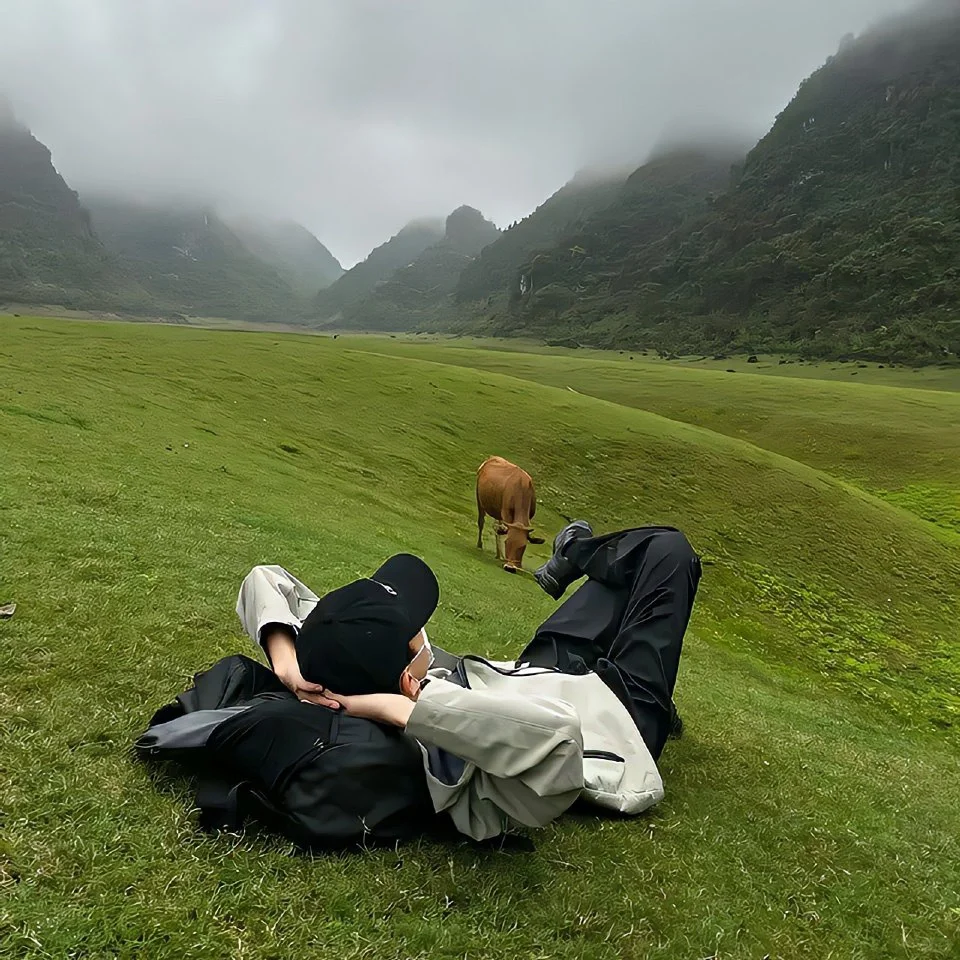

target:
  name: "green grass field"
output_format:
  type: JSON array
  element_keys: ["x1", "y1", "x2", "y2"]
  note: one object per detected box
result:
[
  {"x1": 1, "y1": 316, "x2": 958, "y2": 959},
  {"x1": 347, "y1": 337, "x2": 960, "y2": 537}
]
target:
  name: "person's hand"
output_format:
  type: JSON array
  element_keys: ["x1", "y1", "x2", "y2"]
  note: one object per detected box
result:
[
  {"x1": 325, "y1": 691, "x2": 415, "y2": 728},
  {"x1": 275, "y1": 658, "x2": 342, "y2": 709},
  {"x1": 264, "y1": 626, "x2": 341, "y2": 709}
]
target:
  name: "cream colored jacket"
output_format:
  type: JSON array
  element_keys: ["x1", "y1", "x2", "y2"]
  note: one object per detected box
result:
[{"x1": 407, "y1": 657, "x2": 663, "y2": 841}]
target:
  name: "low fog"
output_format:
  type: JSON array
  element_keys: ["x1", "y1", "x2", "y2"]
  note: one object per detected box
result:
[{"x1": 0, "y1": 0, "x2": 922, "y2": 266}]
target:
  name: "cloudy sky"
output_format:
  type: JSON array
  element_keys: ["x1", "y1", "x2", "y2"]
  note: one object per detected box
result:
[{"x1": 0, "y1": 0, "x2": 921, "y2": 266}]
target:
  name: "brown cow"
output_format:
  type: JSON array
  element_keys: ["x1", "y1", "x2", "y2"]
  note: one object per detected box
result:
[{"x1": 476, "y1": 456, "x2": 546, "y2": 572}]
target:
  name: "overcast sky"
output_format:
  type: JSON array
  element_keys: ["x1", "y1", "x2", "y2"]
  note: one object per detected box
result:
[{"x1": 0, "y1": 0, "x2": 921, "y2": 266}]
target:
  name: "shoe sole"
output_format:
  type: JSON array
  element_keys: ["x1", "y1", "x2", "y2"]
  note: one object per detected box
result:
[{"x1": 553, "y1": 521, "x2": 593, "y2": 555}]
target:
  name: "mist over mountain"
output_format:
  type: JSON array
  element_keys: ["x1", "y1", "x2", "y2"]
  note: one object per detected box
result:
[
  {"x1": 336, "y1": 206, "x2": 500, "y2": 330},
  {"x1": 313, "y1": 219, "x2": 446, "y2": 320},
  {"x1": 0, "y1": 0, "x2": 918, "y2": 266},
  {"x1": 83, "y1": 196, "x2": 309, "y2": 320},
  {"x1": 474, "y1": 0, "x2": 960, "y2": 363},
  {"x1": 225, "y1": 217, "x2": 343, "y2": 296},
  {"x1": 0, "y1": 100, "x2": 148, "y2": 311}
]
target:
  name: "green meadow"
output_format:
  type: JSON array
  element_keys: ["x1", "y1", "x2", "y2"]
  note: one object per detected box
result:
[{"x1": 1, "y1": 316, "x2": 958, "y2": 959}]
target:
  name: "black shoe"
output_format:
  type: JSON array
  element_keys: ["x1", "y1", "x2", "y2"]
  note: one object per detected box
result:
[{"x1": 534, "y1": 520, "x2": 593, "y2": 599}]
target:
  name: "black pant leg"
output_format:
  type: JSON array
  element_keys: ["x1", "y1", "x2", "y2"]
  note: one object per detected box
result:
[
  {"x1": 585, "y1": 528, "x2": 701, "y2": 759},
  {"x1": 562, "y1": 526, "x2": 689, "y2": 589},
  {"x1": 519, "y1": 526, "x2": 702, "y2": 760},
  {"x1": 517, "y1": 580, "x2": 628, "y2": 673}
]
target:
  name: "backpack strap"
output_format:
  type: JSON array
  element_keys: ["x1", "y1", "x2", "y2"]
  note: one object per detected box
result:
[
  {"x1": 195, "y1": 774, "x2": 251, "y2": 832},
  {"x1": 195, "y1": 772, "x2": 293, "y2": 837}
]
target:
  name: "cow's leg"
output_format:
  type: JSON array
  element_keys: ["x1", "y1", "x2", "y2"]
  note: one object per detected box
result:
[
  {"x1": 527, "y1": 496, "x2": 544, "y2": 544},
  {"x1": 477, "y1": 504, "x2": 485, "y2": 550},
  {"x1": 495, "y1": 529, "x2": 504, "y2": 561}
]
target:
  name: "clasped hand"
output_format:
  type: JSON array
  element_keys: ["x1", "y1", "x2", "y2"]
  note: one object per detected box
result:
[{"x1": 267, "y1": 626, "x2": 415, "y2": 727}]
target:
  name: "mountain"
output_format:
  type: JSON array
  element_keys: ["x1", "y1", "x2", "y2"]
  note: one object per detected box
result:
[
  {"x1": 226, "y1": 217, "x2": 343, "y2": 296},
  {"x1": 84, "y1": 197, "x2": 307, "y2": 321},
  {"x1": 313, "y1": 218, "x2": 445, "y2": 320},
  {"x1": 460, "y1": 147, "x2": 742, "y2": 336},
  {"x1": 337, "y1": 205, "x2": 500, "y2": 330},
  {"x1": 0, "y1": 100, "x2": 324, "y2": 321},
  {"x1": 483, "y1": 1, "x2": 960, "y2": 363},
  {"x1": 0, "y1": 100, "x2": 148, "y2": 311},
  {"x1": 454, "y1": 169, "x2": 628, "y2": 304}
]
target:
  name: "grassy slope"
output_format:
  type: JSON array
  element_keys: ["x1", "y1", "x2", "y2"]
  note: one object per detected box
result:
[
  {"x1": 346, "y1": 337, "x2": 960, "y2": 536},
  {"x1": 1, "y1": 317, "x2": 958, "y2": 959},
  {"x1": 411, "y1": 337, "x2": 960, "y2": 391}
]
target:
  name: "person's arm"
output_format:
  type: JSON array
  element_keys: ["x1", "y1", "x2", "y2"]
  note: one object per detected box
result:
[
  {"x1": 264, "y1": 627, "x2": 341, "y2": 709},
  {"x1": 328, "y1": 692, "x2": 415, "y2": 726},
  {"x1": 235, "y1": 565, "x2": 338, "y2": 706},
  {"x1": 235, "y1": 564, "x2": 318, "y2": 652},
  {"x1": 406, "y1": 680, "x2": 583, "y2": 785}
]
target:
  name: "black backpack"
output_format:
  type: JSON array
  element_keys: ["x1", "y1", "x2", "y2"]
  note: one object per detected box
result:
[{"x1": 135, "y1": 655, "x2": 436, "y2": 849}]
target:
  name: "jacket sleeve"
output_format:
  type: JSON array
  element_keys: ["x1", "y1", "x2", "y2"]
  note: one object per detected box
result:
[
  {"x1": 235, "y1": 565, "x2": 320, "y2": 651},
  {"x1": 406, "y1": 678, "x2": 584, "y2": 836}
]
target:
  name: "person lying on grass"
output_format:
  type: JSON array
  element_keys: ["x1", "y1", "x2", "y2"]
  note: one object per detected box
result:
[{"x1": 236, "y1": 523, "x2": 701, "y2": 841}]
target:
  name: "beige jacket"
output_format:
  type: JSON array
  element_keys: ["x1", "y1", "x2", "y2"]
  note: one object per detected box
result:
[{"x1": 407, "y1": 658, "x2": 664, "y2": 841}]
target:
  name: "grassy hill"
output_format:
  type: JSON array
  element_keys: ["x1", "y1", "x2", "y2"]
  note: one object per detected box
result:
[
  {"x1": 341, "y1": 206, "x2": 500, "y2": 330},
  {"x1": 350, "y1": 338, "x2": 960, "y2": 536},
  {"x1": 1, "y1": 315, "x2": 958, "y2": 958},
  {"x1": 313, "y1": 218, "x2": 445, "y2": 320},
  {"x1": 485, "y1": 3, "x2": 960, "y2": 364},
  {"x1": 84, "y1": 197, "x2": 308, "y2": 321}
]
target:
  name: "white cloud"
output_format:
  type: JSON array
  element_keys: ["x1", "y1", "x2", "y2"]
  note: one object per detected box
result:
[{"x1": 0, "y1": 0, "x2": 921, "y2": 265}]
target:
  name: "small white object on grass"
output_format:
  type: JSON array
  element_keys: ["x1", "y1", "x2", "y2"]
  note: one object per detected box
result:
[{"x1": 0, "y1": 602, "x2": 15, "y2": 619}]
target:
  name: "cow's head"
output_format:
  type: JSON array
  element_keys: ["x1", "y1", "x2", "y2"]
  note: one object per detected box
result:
[{"x1": 503, "y1": 523, "x2": 532, "y2": 571}]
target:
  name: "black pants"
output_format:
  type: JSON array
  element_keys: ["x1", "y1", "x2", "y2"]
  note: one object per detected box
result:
[{"x1": 517, "y1": 527, "x2": 702, "y2": 761}]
